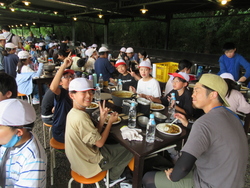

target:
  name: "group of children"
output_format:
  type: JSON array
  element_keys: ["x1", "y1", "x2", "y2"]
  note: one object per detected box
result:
[{"x1": 1, "y1": 41, "x2": 250, "y2": 187}]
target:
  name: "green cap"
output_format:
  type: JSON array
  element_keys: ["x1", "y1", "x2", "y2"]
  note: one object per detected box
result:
[{"x1": 198, "y1": 73, "x2": 230, "y2": 107}]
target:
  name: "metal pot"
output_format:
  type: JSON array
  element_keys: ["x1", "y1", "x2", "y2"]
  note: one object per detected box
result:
[
  {"x1": 43, "y1": 64, "x2": 55, "y2": 72},
  {"x1": 111, "y1": 90, "x2": 136, "y2": 107}
]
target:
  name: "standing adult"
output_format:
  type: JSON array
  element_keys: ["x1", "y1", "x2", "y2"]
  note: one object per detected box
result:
[
  {"x1": 0, "y1": 34, "x2": 6, "y2": 73},
  {"x1": 143, "y1": 73, "x2": 248, "y2": 188},
  {"x1": 94, "y1": 47, "x2": 115, "y2": 86},
  {"x1": 1, "y1": 25, "x2": 22, "y2": 50}
]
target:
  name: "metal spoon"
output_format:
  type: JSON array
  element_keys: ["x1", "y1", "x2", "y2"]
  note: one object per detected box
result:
[{"x1": 164, "y1": 118, "x2": 178, "y2": 131}]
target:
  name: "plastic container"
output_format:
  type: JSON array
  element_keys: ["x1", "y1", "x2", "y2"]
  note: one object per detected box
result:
[
  {"x1": 167, "y1": 93, "x2": 176, "y2": 121},
  {"x1": 99, "y1": 73, "x2": 103, "y2": 89},
  {"x1": 155, "y1": 62, "x2": 179, "y2": 82},
  {"x1": 128, "y1": 102, "x2": 137, "y2": 128},
  {"x1": 146, "y1": 114, "x2": 156, "y2": 143},
  {"x1": 95, "y1": 83, "x2": 101, "y2": 102},
  {"x1": 92, "y1": 73, "x2": 97, "y2": 88},
  {"x1": 118, "y1": 79, "x2": 123, "y2": 91}
]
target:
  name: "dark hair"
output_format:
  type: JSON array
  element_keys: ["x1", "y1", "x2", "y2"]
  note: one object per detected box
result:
[
  {"x1": 174, "y1": 76, "x2": 187, "y2": 83},
  {"x1": 0, "y1": 73, "x2": 17, "y2": 98},
  {"x1": 224, "y1": 79, "x2": 238, "y2": 97},
  {"x1": 9, "y1": 122, "x2": 34, "y2": 132},
  {"x1": 99, "y1": 51, "x2": 107, "y2": 56},
  {"x1": 202, "y1": 85, "x2": 224, "y2": 104},
  {"x1": 58, "y1": 49, "x2": 68, "y2": 57},
  {"x1": 30, "y1": 44, "x2": 35, "y2": 49},
  {"x1": 1, "y1": 25, "x2": 10, "y2": 31},
  {"x1": 77, "y1": 58, "x2": 86, "y2": 67},
  {"x1": 139, "y1": 50, "x2": 148, "y2": 58},
  {"x1": 17, "y1": 59, "x2": 27, "y2": 74},
  {"x1": 178, "y1": 59, "x2": 193, "y2": 72},
  {"x1": 64, "y1": 36, "x2": 70, "y2": 41},
  {"x1": 223, "y1": 42, "x2": 236, "y2": 52}
]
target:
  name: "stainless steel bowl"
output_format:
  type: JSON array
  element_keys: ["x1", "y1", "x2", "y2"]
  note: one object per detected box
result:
[
  {"x1": 152, "y1": 112, "x2": 167, "y2": 123},
  {"x1": 137, "y1": 116, "x2": 149, "y2": 128}
]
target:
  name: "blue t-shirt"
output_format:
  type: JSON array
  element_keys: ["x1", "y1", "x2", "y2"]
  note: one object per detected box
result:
[
  {"x1": 52, "y1": 88, "x2": 72, "y2": 143},
  {"x1": 94, "y1": 57, "x2": 115, "y2": 81}
]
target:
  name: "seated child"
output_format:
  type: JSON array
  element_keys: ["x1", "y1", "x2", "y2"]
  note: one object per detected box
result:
[
  {"x1": 109, "y1": 59, "x2": 140, "y2": 91},
  {"x1": 0, "y1": 99, "x2": 47, "y2": 187},
  {"x1": 130, "y1": 61, "x2": 161, "y2": 99},
  {"x1": 150, "y1": 72, "x2": 194, "y2": 118},
  {"x1": 0, "y1": 72, "x2": 17, "y2": 101},
  {"x1": 220, "y1": 73, "x2": 250, "y2": 114},
  {"x1": 65, "y1": 78, "x2": 133, "y2": 187},
  {"x1": 50, "y1": 54, "x2": 74, "y2": 143}
]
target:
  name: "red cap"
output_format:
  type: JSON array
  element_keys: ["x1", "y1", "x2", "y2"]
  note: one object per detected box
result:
[
  {"x1": 115, "y1": 59, "x2": 126, "y2": 68},
  {"x1": 63, "y1": 69, "x2": 75, "y2": 75},
  {"x1": 171, "y1": 72, "x2": 190, "y2": 81}
]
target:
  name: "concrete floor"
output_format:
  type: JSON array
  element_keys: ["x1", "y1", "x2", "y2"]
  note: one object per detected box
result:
[{"x1": 32, "y1": 105, "x2": 250, "y2": 188}]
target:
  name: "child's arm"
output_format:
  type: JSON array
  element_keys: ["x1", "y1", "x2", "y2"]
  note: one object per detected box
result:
[
  {"x1": 109, "y1": 78, "x2": 117, "y2": 86},
  {"x1": 128, "y1": 68, "x2": 141, "y2": 81},
  {"x1": 50, "y1": 54, "x2": 72, "y2": 95}
]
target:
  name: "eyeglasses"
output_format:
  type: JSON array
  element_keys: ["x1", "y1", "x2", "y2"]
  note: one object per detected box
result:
[
  {"x1": 62, "y1": 75, "x2": 75, "y2": 79},
  {"x1": 171, "y1": 80, "x2": 181, "y2": 84},
  {"x1": 82, "y1": 90, "x2": 95, "y2": 95}
]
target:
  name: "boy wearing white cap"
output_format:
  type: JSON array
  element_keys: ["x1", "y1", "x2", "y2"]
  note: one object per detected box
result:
[
  {"x1": 109, "y1": 59, "x2": 140, "y2": 91},
  {"x1": 65, "y1": 78, "x2": 133, "y2": 187},
  {"x1": 131, "y1": 61, "x2": 161, "y2": 98},
  {"x1": 50, "y1": 54, "x2": 74, "y2": 143},
  {"x1": 150, "y1": 72, "x2": 194, "y2": 118},
  {"x1": 84, "y1": 48, "x2": 98, "y2": 73},
  {"x1": 0, "y1": 99, "x2": 47, "y2": 188}
]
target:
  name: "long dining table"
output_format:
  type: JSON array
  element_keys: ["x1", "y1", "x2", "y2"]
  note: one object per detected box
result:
[{"x1": 99, "y1": 101, "x2": 189, "y2": 188}]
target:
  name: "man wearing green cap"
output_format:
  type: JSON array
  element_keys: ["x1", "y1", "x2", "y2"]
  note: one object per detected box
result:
[{"x1": 143, "y1": 74, "x2": 248, "y2": 188}]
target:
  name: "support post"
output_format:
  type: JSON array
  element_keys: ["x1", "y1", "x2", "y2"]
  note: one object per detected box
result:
[
  {"x1": 104, "y1": 18, "x2": 109, "y2": 46},
  {"x1": 164, "y1": 13, "x2": 172, "y2": 50},
  {"x1": 72, "y1": 21, "x2": 76, "y2": 46}
]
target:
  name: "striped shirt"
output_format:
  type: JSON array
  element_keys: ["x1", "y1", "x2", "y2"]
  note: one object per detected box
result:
[{"x1": 0, "y1": 132, "x2": 47, "y2": 188}]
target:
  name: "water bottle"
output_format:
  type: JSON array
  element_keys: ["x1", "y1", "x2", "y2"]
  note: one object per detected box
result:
[
  {"x1": 146, "y1": 114, "x2": 156, "y2": 143},
  {"x1": 118, "y1": 79, "x2": 123, "y2": 91},
  {"x1": 95, "y1": 83, "x2": 101, "y2": 102},
  {"x1": 92, "y1": 73, "x2": 97, "y2": 88},
  {"x1": 196, "y1": 66, "x2": 203, "y2": 78},
  {"x1": 99, "y1": 73, "x2": 103, "y2": 89},
  {"x1": 128, "y1": 102, "x2": 137, "y2": 128},
  {"x1": 168, "y1": 93, "x2": 176, "y2": 120}
]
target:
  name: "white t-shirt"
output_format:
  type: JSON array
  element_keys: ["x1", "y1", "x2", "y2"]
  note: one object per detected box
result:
[
  {"x1": 164, "y1": 75, "x2": 174, "y2": 96},
  {"x1": 137, "y1": 77, "x2": 161, "y2": 98}
]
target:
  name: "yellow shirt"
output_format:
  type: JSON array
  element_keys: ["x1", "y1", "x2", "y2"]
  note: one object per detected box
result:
[{"x1": 65, "y1": 108, "x2": 103, "y2": 178}]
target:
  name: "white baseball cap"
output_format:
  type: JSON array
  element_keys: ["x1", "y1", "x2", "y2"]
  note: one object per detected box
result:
[
  {"x1": 139, "y1": 61, "x2": 151, "y2": 69},
  {"x1": 18, "y1": 51, "x2": 31, "y2": 59},
  {"x1": 126, "y1": 47, "x2": 134, "y2": 53},
  {"x1": 120, "y1": 47, "x2": 126, "y2": 53},
  {"x1": 49, "y1": 43, "x2": 55, "y2": 48},
  {"x1": 220, "y1": 73, "x2": 235, "y2": 81},
  {"x1": 0, "y1": 34, "x2": 6, "y2": 40},
  {"x1": 92, "y1": 44, "x2": 98, "y2": 48},
  {"x1": 85, "y1": 48, "x2": 96, "y2": 57},
  {"x1": 0, "y1": 99, "x2": 36, "y2": 126},
  {"x1": 5, "y1": 42, "x2": 17, "y2": 49},
  {"x1": 82, "y1": 42, "x2": 86, "y2": 46},
  {"x1": 171, "y1": 72, "x2": 190, "y2": 82},
  {"x1": 98, "y1": 46, "x2": 109, "y2": 53},
  {"x1": 38, "y1": 42, "x2": 45, "y2": 47},
  {"x1": 69, "y1": 78, "x2": 95, "y2": 92}
]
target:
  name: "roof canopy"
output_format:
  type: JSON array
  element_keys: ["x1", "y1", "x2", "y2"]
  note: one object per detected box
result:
[{"x1": 0, "y1": 0, "x2": 250, "y2": 27}]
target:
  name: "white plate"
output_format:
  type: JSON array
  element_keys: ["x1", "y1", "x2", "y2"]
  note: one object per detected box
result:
[
  {"x1": 150, "y1": 103, "x2": 165, "y2": 111},
  {"x1": 98, "y1": 115, "x2": 122, "y2": 125},
  {"x1": 86, "y1": 102, "x2": 99, "y2": 110},
  {"x1": 156, "y1": 123, "x2": 182, "y2": 136}
]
